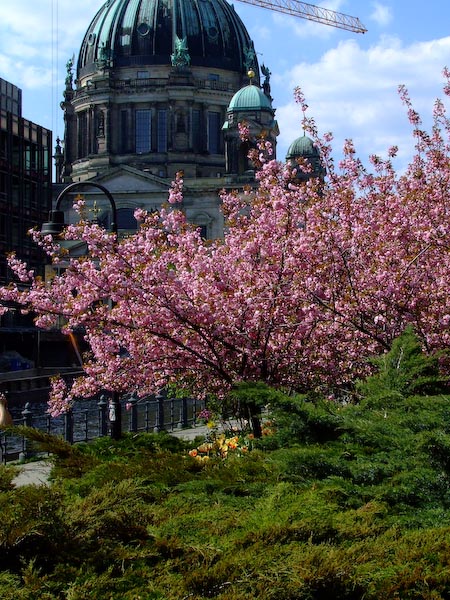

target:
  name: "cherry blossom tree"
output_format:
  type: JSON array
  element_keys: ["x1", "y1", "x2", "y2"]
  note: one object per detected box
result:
[{"x1": 2, "y1": 70, "x2": 450, "y2": 426}]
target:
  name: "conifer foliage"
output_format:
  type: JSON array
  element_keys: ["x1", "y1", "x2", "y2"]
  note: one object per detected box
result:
[{"x1": 357, "y1": 325, "x2": 449, "y2": 402}]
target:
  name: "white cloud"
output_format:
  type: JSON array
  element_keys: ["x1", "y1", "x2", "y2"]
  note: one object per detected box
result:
[
  {"x1": 274, "y1": 35, "x2": 450, "y2": 169},
  {"x1": 370, "y1": 2, "x2": 393, "y2": 27},
  {"x1": 0, "y1": 0, "x2": 104, "y2": 77}
]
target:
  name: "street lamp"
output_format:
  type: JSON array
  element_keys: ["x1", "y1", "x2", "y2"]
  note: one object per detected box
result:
[
  {"x1": 41, "y1": 181, "x2": 121, "y2": 439},
  {"x1": 41, "y1": 181, "x2": 118, "y2": 236}
]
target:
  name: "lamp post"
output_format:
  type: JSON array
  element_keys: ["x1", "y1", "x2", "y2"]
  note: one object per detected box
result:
[
  {"x1": 108, "y1": 392, "x2": 122, "y2": 441},
  {"x1": 41, "y1": 181, "x2": 121, "y2": 439},
  {"x1": 41, "y1": 181, "x2": 118, "y2": 236}
]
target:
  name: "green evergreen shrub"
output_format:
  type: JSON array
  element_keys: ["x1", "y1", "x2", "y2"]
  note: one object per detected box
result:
[
  {"x1": 64, "y1": 568, "x2": 165, "y2": 600},
  {"x1": 357, "y1": 325, "x2": 449, "y2": 404},
  {"x1": 4, "y1": 351, "x2": 450, "y2": 599},
  {"x1": 0, "y1": 464, "x2": 19, "y2": 492},
  {"x1": 276, "y1": 446, "x2": 351, "y2": 481},
  {"x1": 0, "y1": 486, "x2": 66, "y2": 572},
  {"x1": 422, "y1": 431, "x2": 450, "y2": 474},
  {"x1": 262, "y1": 391, "x2": 344, "y2": 447}
]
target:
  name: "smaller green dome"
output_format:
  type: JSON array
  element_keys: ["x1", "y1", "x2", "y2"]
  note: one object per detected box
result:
[
  {"x1": 228, "y1": 84, "x2": 273, "y2": 112},
  {"x1": 286, "y1": 134, "x2": 325, "y2": 180},
  {"x1": 286, "y1": 134, "x2": 319, "y2": 160}
]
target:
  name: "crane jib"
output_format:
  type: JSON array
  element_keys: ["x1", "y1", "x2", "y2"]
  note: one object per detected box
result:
[{"x1": 235, "y1": 0, "x2": 367, "y2": 34}]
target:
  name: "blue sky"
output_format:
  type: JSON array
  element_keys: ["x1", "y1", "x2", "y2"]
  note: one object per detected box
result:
[{"x1": 1, "y1": 0, "x2": 449, "y2": 173}]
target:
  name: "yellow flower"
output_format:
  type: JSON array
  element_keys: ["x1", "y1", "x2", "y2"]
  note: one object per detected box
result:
[
  {"x1": 197, "y1": 443, "x2": 212, "y2": 453},
  {"x1": 262, "y1": 428, "x2": 274, "y2": 436},
  {"x1": 188, "y1": 449, "x2": 198, "y2": 457}
]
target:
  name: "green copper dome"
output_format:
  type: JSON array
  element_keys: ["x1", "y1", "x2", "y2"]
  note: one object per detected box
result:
[
  {"x1": 228, "y1": 84, "x2": 273, "y2": 112},
  {"x1": 77, "y1": 0, "x2": 258, "y2": 77},
  {"x1": 286, "y1": 134, "x2": 319, "y2": 160},
  {"x1": 286, "y1": 134, "x2": 325, "y2": 179}
]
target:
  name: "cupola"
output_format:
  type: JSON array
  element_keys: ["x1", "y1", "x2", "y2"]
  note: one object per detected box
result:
[{"x1": 223, "y1": 71, "x2": 279, "y2": 177}]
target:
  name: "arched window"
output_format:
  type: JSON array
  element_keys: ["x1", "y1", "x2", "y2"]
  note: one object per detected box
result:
[
  {"x1": 192, "y1": 212, "x2": 212, "y2": 239},
  {"x1": 238, "y1": 141, "x2": 252, "y2": 175}
]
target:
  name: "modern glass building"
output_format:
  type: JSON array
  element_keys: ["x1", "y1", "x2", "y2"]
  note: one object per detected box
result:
[{"x1": 0, "y1": 78, "x2": 52, "y2": 283}]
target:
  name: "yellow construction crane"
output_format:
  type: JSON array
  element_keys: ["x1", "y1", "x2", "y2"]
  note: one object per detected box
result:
[{"x1": 236, "y1": 0, "x2": 367, "y2": 34}]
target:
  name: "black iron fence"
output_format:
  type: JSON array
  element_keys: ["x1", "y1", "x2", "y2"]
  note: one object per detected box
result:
[{"x1": 0, "y1": 393, "x2": 205, "y2": 463}]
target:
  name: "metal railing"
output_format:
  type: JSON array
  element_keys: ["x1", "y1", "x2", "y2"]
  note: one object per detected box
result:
[{"x1": 0, "y1": 393, "x2": 205, "y2": 463}]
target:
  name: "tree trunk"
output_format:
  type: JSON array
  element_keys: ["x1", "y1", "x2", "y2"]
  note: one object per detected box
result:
[{"x1": 247, "y1": 401, "x2": 262, "y2": 438}]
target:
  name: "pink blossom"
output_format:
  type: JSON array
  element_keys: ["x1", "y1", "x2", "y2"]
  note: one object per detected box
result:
[
  {"x1": 6, "y1": 254, "x2": 34, "y2": 282},
  {"x1": 238, "y1": 121, "x2": 250, "y2": 141},
  {"x1": 47, "y1": 377, "x2": 73, "y2": 417},
  {"x1": 168, "y1": 171, "x2": 184, "y2": 204},
  {"x1": 1, "y1": 76, "x2": 450, "y2": 410}
]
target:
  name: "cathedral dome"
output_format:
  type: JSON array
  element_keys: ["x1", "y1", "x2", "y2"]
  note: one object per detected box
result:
[
  {"x1": 228, "y1": 83, "x2": 273, "y2": 112},
  {"x1": 77, "y1": 0, "x2": 258, "y2": 78}
]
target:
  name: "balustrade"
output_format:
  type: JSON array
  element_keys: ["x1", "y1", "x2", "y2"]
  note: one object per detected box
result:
[{"x1": 0, "y1": 394, "x2": 204, "y2": 463}]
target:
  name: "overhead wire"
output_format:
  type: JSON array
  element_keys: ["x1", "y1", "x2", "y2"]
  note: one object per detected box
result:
[{"x1": 51, "y1": 0, "x2": 60, "y2": 181}]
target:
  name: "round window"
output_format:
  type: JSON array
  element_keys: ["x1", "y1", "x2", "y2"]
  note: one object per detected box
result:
[{"x1": 137, "y1": 22, "x2": 150, "y2": 36}]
